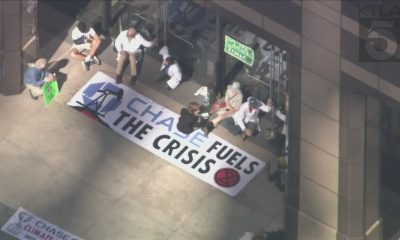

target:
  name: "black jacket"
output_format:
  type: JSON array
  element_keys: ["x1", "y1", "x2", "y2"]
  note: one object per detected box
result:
[{"x1": 177, "y1": 108, "x2": 200, "y2": 134}]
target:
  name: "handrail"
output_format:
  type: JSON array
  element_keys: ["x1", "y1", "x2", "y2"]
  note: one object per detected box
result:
[
  {"x1": 247, "y1": 74, "x2": 271, "y2": 87},
  {"x1": 133, "y1": 13, "x2": 154, "y2": 24},
  {"x1": 168, "y1": 30, "x2": 194, "y2": 48},
  {"x1": 22, "y1": 36, "x2": 37, "y2": 51}
]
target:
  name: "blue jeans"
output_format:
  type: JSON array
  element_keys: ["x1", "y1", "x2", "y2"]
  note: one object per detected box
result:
[
  {"x1": 221, "y1": 117, "x2": 242, "y2": 135},
  {"x1": 221, "y1": 117, "x2": 259, "y2": 136}
]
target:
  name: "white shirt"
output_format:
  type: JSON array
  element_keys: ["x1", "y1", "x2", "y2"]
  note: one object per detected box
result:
[
  {"x1": 114, "y1": 30, "x2": 153, "y2": 53},
  {"x1": 71, "y1": 27, "x2": 96, "y2": 44},
  {"x1": 165, "y1": 63, "x2": 182, "y2": 89},
  {"x1": 232, "y1": 99, "x2": 271, "y2": 131},
  {"x1": 158, "y1": 45, "x2": 182, "y2": 89},
  {"x1": 276, "y1": 109, "x2": 286, "y2": 122}
]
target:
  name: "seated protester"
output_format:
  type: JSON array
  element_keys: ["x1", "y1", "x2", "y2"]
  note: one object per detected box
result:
[
  {"x1": 221, "y1": 97, "x2": 272, "y2": 140},
  {"x1": 115, "y1": 26, "x2": 156, "y2": 85},
  {"x1": 154, "y1": 45, "x2": 182, "y2": 90},
  {"x1": 267, "y1": 149, "x2": 287, "y2": 192},
  {"x1": 177, "y1": 102, "x2": 214, "y2": 135},
  {"x1": 70, "y1": 21, "x2": 101, "y2": 71},
  {"x1": 210, "y1": 81, "x2": 243, "y2": 122},
  {"x1": 23, "y1": 58, "x2": 55, "y2": 100}
]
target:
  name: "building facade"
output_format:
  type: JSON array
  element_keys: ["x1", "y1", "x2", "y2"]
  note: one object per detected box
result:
[
  {"x1": 0, "y1": 0, "x2": 38, "y2": 95},
  {"x1": 2, "y1": 0, "x2": 400, "y2": 239}
]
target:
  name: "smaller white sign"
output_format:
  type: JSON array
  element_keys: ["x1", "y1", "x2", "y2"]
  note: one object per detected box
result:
[{"x1": 1, "y1": 207, "x2": 82, "y2": 240}]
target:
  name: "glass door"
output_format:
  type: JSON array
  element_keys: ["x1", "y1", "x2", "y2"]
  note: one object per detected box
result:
[
  {"x1": 162, "y1": 0, "x2": 218, "y2": 86},
  {"x1": 222, "y1": 22, "x2": 290, "y2": 152}
]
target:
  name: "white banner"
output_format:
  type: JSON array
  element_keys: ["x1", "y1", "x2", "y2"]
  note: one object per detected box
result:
[
  {"x1": 67, "y1": 72, "x2": 265, "y2": 196},
  {"x1": 1, "y1": 207, "x2": 82, "y2": 240}
]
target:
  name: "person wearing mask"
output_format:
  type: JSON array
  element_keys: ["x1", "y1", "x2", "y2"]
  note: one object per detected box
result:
[
  {"x1": 114, "y1": 26, "x2": 156, "y2": 85},
  {"x1": 154, "y1": 45, "x2": 182, "y2": 90},
  {"x1": 70, "y1": 21, "x2": 101, "y2": 71},
  {"x1": 23, "y1": 58, "x2": 55, "y2": 100},
  {"x1": 210, "y1": 81, "x2": 243, "y2": 121}
]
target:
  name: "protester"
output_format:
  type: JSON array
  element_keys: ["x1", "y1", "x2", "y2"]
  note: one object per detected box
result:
[
  {"x1": 114, "y1": 26, "x2": 155, "y2": 85},
  {"x1": 70, "y1": 21, "x2": 101, "y2": 71},
  {"x1": 154, "y1": 45, "x2": 182, "y2": 90},
  {"x1": 23, "y1": 58, "x2": 55, "y2": 100},
  {"x1": 177, "y1": 102, "x2": 214, "y2": 135},
  {"x1": 267, "y1": 149, "x2": 287, "y2": 192},
  {"x1": 210, "y1": 81, "x2": 243, "y2": 121},
  {"x1": 221, "y1": 96, "x2": 272, "y2": 140}
]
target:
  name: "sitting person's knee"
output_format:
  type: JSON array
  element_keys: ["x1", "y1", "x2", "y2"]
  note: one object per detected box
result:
[{"x1": 70, "y1": 50, "x2": 79, "y2": 58}]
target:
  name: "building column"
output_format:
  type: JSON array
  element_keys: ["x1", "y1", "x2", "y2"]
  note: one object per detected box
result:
[
  {"x1": 0, "y1": 0, "x2": 23, "y2": 95},
  {"x1": 286, "y1": 1, "x2": 342, "y2": 239},
  {"x1": 286, "y1": 1, "x2": 383, "y2": 239}
]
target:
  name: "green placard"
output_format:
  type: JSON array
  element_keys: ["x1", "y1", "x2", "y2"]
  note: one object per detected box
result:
[
  {"x1": 224, "y1": 35, "x2": 254, "y2": 66},
  {"x1": 42, "y1": 80, "x2": 59, "y2": 107}
]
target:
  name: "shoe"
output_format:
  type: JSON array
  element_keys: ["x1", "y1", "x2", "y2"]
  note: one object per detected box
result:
[
  {"x1": 201, "y1": 126, "x2": 210, "y2": 136},
  {"x1": 241, "y1": 132, "x2": 248, "y2": 141},
  {"x1": 82, "y1": 60, "x2": 90, "y2": 71},
  {"x1": 200, "y1": 112, "x2": 210, "y2": 118},
  {"x1": 29, "y1": 90, "x2": 38, "y2": 100},
  {"x1": 130, "y1": 76, "x2": 137, "y2": 85},
  {"x1": 116, "y1": 74, "x2": 122, "y2": 84},
  {"x1": 91, "y1": 56, "x2": 101, "y2": 65}
]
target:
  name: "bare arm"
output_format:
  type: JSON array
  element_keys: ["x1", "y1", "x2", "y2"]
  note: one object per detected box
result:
[{"x1": 88, "y1": 29, "x2": 101, "y2": 57}]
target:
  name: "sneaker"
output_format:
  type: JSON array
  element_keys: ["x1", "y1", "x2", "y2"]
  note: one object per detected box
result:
[
  {"x1": 91, "y1": 56, "x2": 101, "y2": 65},
  {"x1": 200, "y1": 112, "x2": 210, "y2": 118},
  {"x1": 82, "y1": 60, "x2": 90, "y2": 71},
  {"x1": 130, "y1": 76, "x2": 137, "y2": 85},
  {"x1": 201, "y1": 126, "x2": 210, "y2": 136},
  {"x1": 29, "y1": 90, "x2": 38, "y2": 100},
  {"x1": 241, "y1": 132, "x2": 248, "y2": 141},
  {"x1": 116, "y1": 74, "x2": 122, "y2": 84}
]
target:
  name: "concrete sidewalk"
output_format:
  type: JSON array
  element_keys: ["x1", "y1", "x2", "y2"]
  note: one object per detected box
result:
[{"x1": 0, "y1": 9, "x2": 284, "y2": 240}]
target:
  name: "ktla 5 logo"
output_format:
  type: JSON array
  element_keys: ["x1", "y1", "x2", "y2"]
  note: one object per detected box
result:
[{"x1": 359, "y1": 6, "x2": 400, "y2": 62}]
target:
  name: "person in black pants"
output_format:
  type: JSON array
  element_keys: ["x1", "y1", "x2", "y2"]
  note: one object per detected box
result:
[{"x1": 177, "y1": 102, "x2": 214, "y2": 135}]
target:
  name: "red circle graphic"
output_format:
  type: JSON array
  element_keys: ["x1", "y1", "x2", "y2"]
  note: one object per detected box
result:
[{"x1": 214, "y1": 168, "x2": 240, "y2": 188}]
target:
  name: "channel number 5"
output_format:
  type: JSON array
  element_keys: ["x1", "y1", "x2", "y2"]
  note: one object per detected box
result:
[{"x1": 365, "y1": 20, "x2": 398, "y2": 60}]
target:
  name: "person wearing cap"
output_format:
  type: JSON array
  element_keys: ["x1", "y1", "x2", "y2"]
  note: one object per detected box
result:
[
  {"x1": 154, "y1": 45, "x2": 182, "y2": 90},
  {"x1": 23, "y1": 58, "x2": 55, "y2": 100},
  {"x1": 222, "y1": 96, "x2": 272, "y2": 139},
  {"x1": 70, "y1": 21, "x2": 101, "y2": 71},
  {"x1": 115, "y1": 26, "x2": 156, "y2": 85}
]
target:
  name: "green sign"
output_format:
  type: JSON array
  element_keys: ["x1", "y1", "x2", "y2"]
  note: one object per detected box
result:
[
  {"x1": 42, "y1": 80, "x2": 59, "y2": 107},
  {"x1": 224, "y1": 35, "x2": 254, "y2": 66}
]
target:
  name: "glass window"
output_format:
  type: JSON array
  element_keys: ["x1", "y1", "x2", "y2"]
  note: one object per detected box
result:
[
  {"x1": 223, "y1": 23, "x2": 290, "y2": 153},
  {"x1": 165, "y1": 0, "x2": 217, "y2": 86},
  {"x1": 77, "y1": 0, "x2": 105, "y2": 33},
  {"x1": 109, "y1": 0, "x2": 217, "y2": 86},
  {"x1": 110, "y1": 0, "x2": 157, "y2": 41},
  {"x1": 378, "y1": 103, "x2": 400, "y2": 239}
]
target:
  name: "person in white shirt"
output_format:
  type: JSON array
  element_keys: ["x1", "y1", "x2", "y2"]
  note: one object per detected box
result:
[
  {"x1": 154, "y1": 45, "x2": 182, "y2": 90},
  {"x1": 70, "y1": 21, "x2": 101, "y2": 71},
  {"x1": 222, "y1": 96, "x2": 272, "y2": 140},
  {"x1": 114, "y1": 26, "x2": 155, "y2": 85}
]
